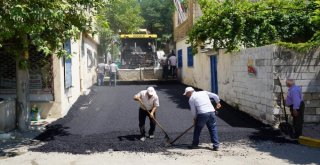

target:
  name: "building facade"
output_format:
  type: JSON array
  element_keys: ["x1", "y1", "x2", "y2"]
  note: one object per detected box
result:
[
  {"x1": 0, "y1": 32, "x2": 99, "y2": 126},
  {"x1": 174, "y1": 0, "x2": 320, "y2": 124}
]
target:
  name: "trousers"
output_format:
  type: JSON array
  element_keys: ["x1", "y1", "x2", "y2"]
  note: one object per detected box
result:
[
  {"x1": 139, "y1": 108, "x2": 156, "y2": 137},
  {"x1": 193, "y1": 112, "x2": 219, "y2": 148}
]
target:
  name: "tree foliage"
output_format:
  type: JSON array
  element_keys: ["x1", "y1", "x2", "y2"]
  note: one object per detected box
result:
[
  {"x1": 97, "y1": 0, "x2": 144, "y2": 60},
  {"x1": 188, "y1": 0, "x2": 320, "y2": 52},
  {"x1": 102, "y1": 0, "x2": 144, "y2": 33},
  {"x1": 0, "y1": 0, "x2": 103, "y2": 62},
  {"x1": 140, "y1": 0, "x2": 174, "y2": 37}
]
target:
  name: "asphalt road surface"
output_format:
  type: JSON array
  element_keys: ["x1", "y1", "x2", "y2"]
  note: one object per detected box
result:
[{"x1": 32, "y1": 82, "x2": 293, "y2": 154}]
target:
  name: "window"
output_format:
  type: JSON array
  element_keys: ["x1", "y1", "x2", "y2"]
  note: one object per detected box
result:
[
  {"x1": 187, "y1": 46, "x2": 193, "y2": 67},
  {"x1": 178, "y1": 49, "x2": 183, "y2": 68},
  {"x1": 64, "y1": 40, "x2": 72, "y2": 88}
]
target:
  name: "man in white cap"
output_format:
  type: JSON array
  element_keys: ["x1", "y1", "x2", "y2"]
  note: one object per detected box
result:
[
  {"x1": 134, "y1": 87, "x2": 160, "y2": 141},
  {"x1": 183, "y1": 87, "x2": 221, "y2": 151}
]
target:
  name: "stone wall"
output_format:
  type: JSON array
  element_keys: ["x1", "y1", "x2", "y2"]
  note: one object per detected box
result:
[
  {"x1": 218, "y1": 45, "x2": 275, "y2": 124},
  {"x1": 218, "y1": 45, "x2": 320, "y2": 124},
  {"x1": 273, "y1": 47, "x2": 320, "y2": 123}
]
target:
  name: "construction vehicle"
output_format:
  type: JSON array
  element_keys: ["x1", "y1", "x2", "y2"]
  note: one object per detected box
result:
[{"x1": 120, "y1": 29, "x2": 157, "y2": 69}]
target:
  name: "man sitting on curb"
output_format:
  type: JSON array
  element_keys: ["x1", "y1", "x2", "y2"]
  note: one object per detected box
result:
[
  {"x1": 183, "y1": 87, "x2": 221, "y2": 151},
  {"x1": 134, "y1": 87, "x2": 160, "y2": 141}
]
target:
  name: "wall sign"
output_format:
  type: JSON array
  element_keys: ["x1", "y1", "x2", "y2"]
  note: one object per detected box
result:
[{"x1": 247, "y1": 58, "x2": 257, "y2": 77}]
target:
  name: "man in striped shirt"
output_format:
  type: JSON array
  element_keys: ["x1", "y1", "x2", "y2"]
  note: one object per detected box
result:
[{"x1": 285, "y1": 79, "x2": 305, "y2": 138}]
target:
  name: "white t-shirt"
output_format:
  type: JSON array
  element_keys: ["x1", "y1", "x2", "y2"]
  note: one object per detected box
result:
[
  {"x1": 188, "y1": 91, "x2": 220, "y2": 117},
  {"x1": 135, "y1": 90, "x2": 160, "y2": 110},
  {"x1": 168, "y1": 56, "x2": 177, "y2": 66},
  {"x1": 109, "y1": 63, "x2": 118, "y2": 73}
]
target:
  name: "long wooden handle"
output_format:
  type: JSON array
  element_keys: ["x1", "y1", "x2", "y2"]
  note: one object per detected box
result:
[
  {"x1": 170, "y1": 125, "x2": 194, "y2": 144},
  {"x1": 278, "y1": 77, "x2": 288, "y2": 123},
  {"x1": 138, "y1": 100, "x2": 170, "y2": 139}
]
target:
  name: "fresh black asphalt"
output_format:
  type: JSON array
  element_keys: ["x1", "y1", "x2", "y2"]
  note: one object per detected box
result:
[{"x1": 31, "y1": 82, "x2": 294, "y2": 154}]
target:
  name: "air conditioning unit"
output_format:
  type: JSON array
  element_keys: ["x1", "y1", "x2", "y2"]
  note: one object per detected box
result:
[{"x1": 199, "y1": 41, "x2": 214, "y2": 53}]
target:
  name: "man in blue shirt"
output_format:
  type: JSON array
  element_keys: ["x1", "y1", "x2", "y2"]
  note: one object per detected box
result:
[
  {"x1": 285, "y1": 79, "x2": 305, "y2": 138},
  {"x1": 183, "y1": 87, "x2": 221, "y2": 151}
]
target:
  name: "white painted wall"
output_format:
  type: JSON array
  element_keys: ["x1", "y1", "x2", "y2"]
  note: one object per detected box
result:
[
  {"x1": 218, "y1": 46, "x2": 275, "y2": 124},
  {"x1": 176, "y1": 38, "x2": 213, "y2": 91},
  {"x1": 82, "y1": 37, "x2": 98, "y2": 90},
  {"x1": 37, "y1": 34, "x2": 98, "y2": 118}
]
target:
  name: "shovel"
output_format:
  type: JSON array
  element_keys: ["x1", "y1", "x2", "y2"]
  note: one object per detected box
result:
[
  {"x1": 277, "y1": 77, "x2": 293, "y2": 136},
  {"x1": 169, "y1": 124, "x2": 194, "y2": 145},
  {"x1": 139, "y1": 100, "x2": 171, "y2": 143}
]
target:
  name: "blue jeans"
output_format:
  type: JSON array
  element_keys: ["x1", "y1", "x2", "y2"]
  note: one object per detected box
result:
[
  {"x1": 109, "y1": 72, "x2": 117, "y2": 86},
  {"x1": 193, "y1": 112, "x2": 219, "y2": 148},
  {"x1": 97, "y1": 73, "x2": 104, "y2": 86}
]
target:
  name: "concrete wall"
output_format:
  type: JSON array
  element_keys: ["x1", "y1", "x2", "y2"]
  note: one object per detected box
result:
[
  {"x1": 273, "y1": 47, "x2": 320, "y2": 123},
  {"x1": 82, "y1": 36, "x2": 98, "y2": 90},
  {"x1": 218, "y1": 45, "x2": 320, "y2": 124},
  {"x1": 34, "y1": 34, "x2": 99, "y2": 118},
  {"x1": 176, "y1": 38, "x2": 213, "y2": 91},
  {"x1": 118, "y1": 68, "x2": 162, "y2": 81},
  {"x1": 218, "y1": 45, "x2": 275, "y2": 124}
]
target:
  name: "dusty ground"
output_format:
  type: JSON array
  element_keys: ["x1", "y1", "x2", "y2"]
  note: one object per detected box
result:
[
  {"x1": 0, "y1": 82, "x2": 319, "y2": 164},
  {"x1": 1, "y1": 141, "x2": 319, "y2": 165}
]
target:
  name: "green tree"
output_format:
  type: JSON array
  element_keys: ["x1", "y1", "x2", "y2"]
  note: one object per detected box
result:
[
  {"x1": 140, "y1": 0, "x2": 174, "y2": 50},
  {"x1": 97, "y1": 0, "x2": 144, "y2": 61},
  {"x1": 104, "y1": 0, "x2": 144, "y2": 33},
  {"x1": 189, "y1": 0, "x2": 319, "y2": 52},
  {"x1": 311, "y1": 0, "x2": 320, "y2": 44},
  {"x1": 0, "y1": 0, "x2": 103, "y2": 130}
]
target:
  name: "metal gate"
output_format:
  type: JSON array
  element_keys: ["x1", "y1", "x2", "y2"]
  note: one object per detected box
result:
[{"x1": 0, "y1": 45, "x2": 53, "y2": 95}]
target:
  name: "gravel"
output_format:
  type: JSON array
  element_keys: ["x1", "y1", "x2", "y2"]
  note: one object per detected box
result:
[{"x1": 30, "y1": 82, "x2": 295, "y2": 154}]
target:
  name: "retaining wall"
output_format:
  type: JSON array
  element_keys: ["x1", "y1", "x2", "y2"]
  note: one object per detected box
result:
[
  {"x1": 218, "y1": 45, "x2": 275, "y2": 124},
  {"x1": 118, "y1": 68, "x2": 162, "y2": 81},
  {"x1": 218, "y1": 45, "x2": 320, "y2": 124}
]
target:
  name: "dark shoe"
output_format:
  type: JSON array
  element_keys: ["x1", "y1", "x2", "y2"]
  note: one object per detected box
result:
[
  {"x1": 212, "y1": 146, "x2": 219, "y2": 151},
  {"x1": 187, "y1": 145, "x2": 199, "y2": 149},
  {"x1": 289, "y1": 134, "x2": 299, "y2": 140}
]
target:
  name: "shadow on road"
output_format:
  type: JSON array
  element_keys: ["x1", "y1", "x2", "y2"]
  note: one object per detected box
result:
[
  {"x1": 35, "y1": 124, "x2": 70, "y2": 141},
  {"x1": 153, "y1": 83, "x2": 190, "y2": 109},
  {"x1": 118, "y1": 135, "x2": 140, "y2": 142},
  {"x1": 217, "y1": 101, "x2": 267, "y2": 128}
]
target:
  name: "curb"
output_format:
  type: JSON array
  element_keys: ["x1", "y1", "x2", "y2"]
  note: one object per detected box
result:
[{"x1": 298, "y1": 136, "x2": 320, "y2": 148}]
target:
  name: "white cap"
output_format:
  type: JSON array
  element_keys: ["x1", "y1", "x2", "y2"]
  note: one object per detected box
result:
[
  {"x1": 183, "y1": 87, "x2": 195, "y2": 95},
  {"x1": 147, "y1": 87, "x2": 156, "y2": 96}
]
